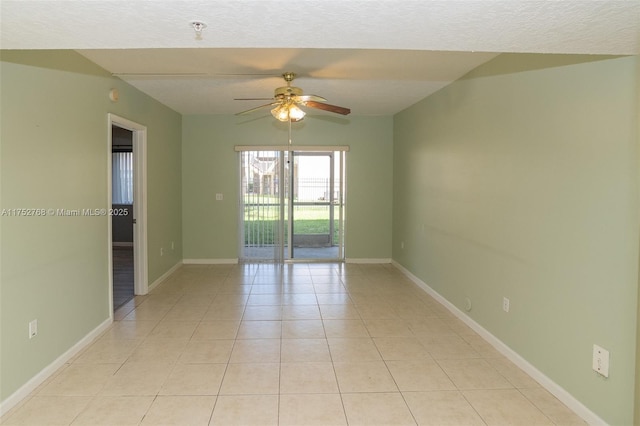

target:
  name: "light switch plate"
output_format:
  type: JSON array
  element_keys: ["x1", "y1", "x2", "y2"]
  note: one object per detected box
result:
[{"x1": 29, "y1": 319, "x2": 38, "y2": 339}]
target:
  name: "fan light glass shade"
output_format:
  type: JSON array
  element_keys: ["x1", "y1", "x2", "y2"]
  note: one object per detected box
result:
[
  {"x1": 271, "y1": 103, "x2": 305, "y2": 122},
  {"x1": 289, "y1": 105, "x2": 305, "y2": 121}
]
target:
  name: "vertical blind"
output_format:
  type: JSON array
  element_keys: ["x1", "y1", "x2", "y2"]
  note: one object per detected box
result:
[{"x1": 112, "y1": 152, "x2": 134, "y2": 204}]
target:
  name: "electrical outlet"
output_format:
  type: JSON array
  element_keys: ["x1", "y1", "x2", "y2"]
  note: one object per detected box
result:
[
  {"x1": 160, "y1": 247, "x2": 164, "y2": 256},
  {"x1": 592, "y1": 344, "x2": 610, "y2": 377},
  {"x1": 216, "y1": 193, "x2": 223, "y2": 201},
  {"x1": 171, "y1": 241, "x2": 174, "y2": 250},
  {"x1": 401, "y1": 241, "x2": 404, "y2": 249},
  {"x1": 502, "y1": 297, "x2": 510, "y2": 312},
  {"x1": 29, "y1": 319, "x2": 38, "y2": 339}
]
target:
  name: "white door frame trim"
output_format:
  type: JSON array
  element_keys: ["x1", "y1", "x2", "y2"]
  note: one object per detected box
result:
[{"x1": 107, "y1": 113, "x2": 149, "y2": 315}]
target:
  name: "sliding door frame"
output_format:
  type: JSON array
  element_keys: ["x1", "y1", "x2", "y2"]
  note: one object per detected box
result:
[{"x1": 236, "y1": 145, "x2": 348, "y2": 263}]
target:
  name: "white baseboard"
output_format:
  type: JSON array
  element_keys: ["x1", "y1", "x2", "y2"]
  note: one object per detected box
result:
[
  {"x1": 148, "y1": 260, "x2": 183, "y2": 292},
  {"x1": 182, "y1": 258, "x2": 239, "y2": 265},
  {"x1": 0, "y1": 317, "x2": 112, "y2": 417},
  {"x1": 345, "y1": 258, "x2": 392, "y2": 264},
  {"x1": 391, "y1": 260, "x2": 607, "y2": 426}
]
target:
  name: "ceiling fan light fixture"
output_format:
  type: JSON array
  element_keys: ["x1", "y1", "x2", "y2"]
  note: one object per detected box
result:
[
  {"x1": 236, "y1": 71, "x2": 349, "y2": 120},
  {"x1": 289, "y1": 104, "x2": 306, "y2": 121},
  {"x1": 271, "y1": 104, "x2": 289, "y2": 121},
  {"x1": 271, "y1": 103, "x2": 305, "y2": 122}
]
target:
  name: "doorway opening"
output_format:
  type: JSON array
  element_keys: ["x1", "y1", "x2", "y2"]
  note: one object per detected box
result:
[
  {"x1": 238, "y1": 148, "x2": 346, "y2": 262},
  {"x1": 108, "y1": 114, "x2": 148, "y2": 315},
  {"x1": 111, "y1": 125, "x2": 134, "y2": 310}
]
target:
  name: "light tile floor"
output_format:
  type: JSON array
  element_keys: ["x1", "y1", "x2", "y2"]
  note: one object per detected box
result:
[{"x1": 1, "y1": 263, "x2": 587, "y2": 425}]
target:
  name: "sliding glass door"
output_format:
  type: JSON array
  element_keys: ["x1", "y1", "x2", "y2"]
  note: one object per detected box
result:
[
  {"x1": 239, "y1": 149, "x2": 345, "y2": 262},
  {"x1": 291, "y1": 152, "x2": 341, "y2": 259},
  {"x1": 239, "y1": 150, "x2": 288, "y2": 262}
]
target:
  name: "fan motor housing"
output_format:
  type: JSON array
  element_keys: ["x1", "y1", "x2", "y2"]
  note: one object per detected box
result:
[{"x1": 275, "y1": 86, "x2": 303, "y2": 98}]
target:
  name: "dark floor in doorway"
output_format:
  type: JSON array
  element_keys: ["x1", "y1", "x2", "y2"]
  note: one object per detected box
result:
[{"x1": 113, "y1": 246, "x2": 134, "y2": 311}]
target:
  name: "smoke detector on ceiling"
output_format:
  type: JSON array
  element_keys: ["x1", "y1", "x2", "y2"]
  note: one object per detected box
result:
[{"x1": 189, "y1": 21, "x2": 207, "y2": 40}]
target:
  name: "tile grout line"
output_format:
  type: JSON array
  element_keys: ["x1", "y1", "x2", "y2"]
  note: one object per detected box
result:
[{"x1": 322, "y1": 276, "x2": 351, "y2": 426}]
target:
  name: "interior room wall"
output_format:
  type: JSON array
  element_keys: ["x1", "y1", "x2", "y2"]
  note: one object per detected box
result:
[
  {"x1": 635, "y1": 54, "x2": 640, "y2": 426},
  {"x1": 392, "y1": 54, "x2": 639, "y2": 425},
  {"x1": 636, "y1": 251, "x2": 640, "y2": 425},
  {"x1": 0, "y1": 50, "x2": 182, "y2": 404},
  {"x1": 111, "y1": 205, "x2": 133, "y2": 244},
  {"x1": 181, "y1": 114, "x2": 393, "y2": 262}
]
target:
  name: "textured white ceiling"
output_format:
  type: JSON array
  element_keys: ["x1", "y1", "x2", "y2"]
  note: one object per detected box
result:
[{"x1": 2, "y1": 1, "x2": 638, "y2": 116}]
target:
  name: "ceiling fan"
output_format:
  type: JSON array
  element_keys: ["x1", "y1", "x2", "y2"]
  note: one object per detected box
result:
[{"x1": 235, "y1": 72, "x2": 351, "y2": 122}]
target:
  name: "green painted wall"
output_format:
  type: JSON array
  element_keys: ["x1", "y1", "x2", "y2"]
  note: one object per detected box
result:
[
  {"x1": 635, "y1": 55, "x2": 640, "y2": 426},
  {"x1": 182, "y1": 115, "x2": 393, "y2": 261},
  {"x1": 392, "y1": 54, "x2": 639, "y2": 425},
  {"x1": 0, "y1": 50, "x2": 182, "y2": 401}
]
